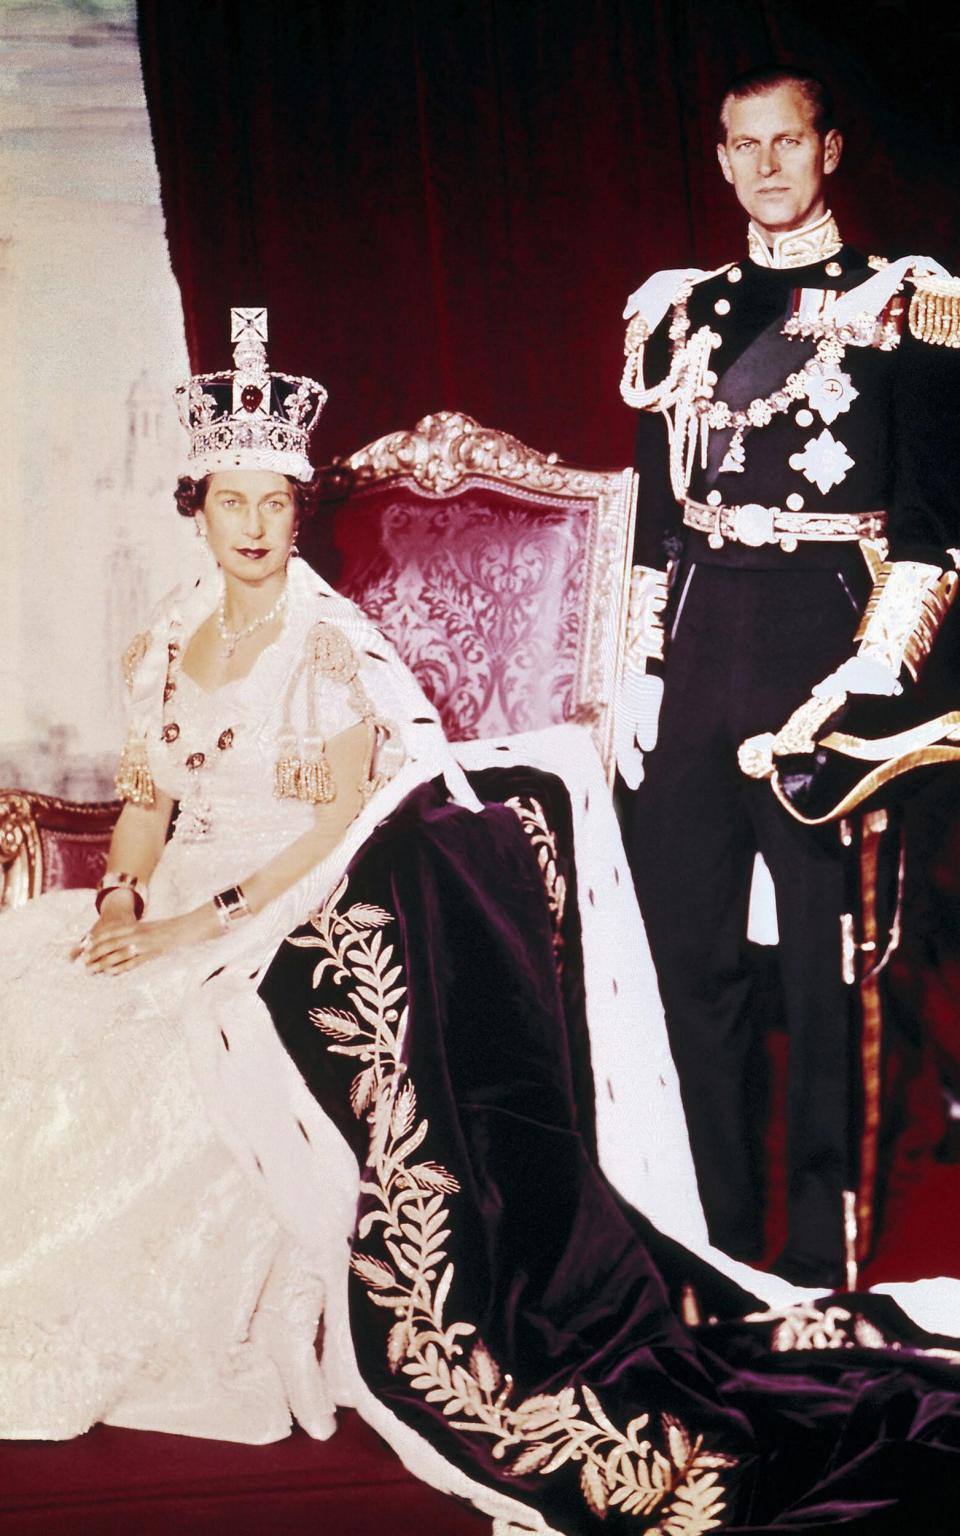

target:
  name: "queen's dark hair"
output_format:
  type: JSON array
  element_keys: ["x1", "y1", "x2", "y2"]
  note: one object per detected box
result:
[
  {"x1": 174, "y1": 472, "x2": 320, "y2": 521},
  {"x1": 718, "y1": 66, "x2": 836, "y2": 140}
]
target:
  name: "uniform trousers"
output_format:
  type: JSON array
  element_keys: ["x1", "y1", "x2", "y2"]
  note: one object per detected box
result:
[{"x1": 623, "y1": 556, "x2": 867, "y2": 1266}]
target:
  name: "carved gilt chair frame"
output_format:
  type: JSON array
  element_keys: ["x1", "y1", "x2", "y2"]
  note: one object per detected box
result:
[
  {"x1": 0, "y1": 790, "x2": 119, "y2": 911},
  {"x1": 336, "y1": 411, "x2": 637, "y2": 782}
]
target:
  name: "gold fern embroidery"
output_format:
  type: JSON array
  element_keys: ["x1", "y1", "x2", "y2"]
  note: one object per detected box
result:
[
  {"x1": 744, "y1": 1303, "x2": 960, "y2": 1368},
  {"x1": 505, "y1": 795, "x2": 567, "y2": 960},
  {"x1": 293, "y1": 876, "x2": 736, "y2": 1530}
]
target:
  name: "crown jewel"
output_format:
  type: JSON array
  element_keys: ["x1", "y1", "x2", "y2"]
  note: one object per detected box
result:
[{"x1": 175, "y1": 308, "x2": 327, "y2": 482}]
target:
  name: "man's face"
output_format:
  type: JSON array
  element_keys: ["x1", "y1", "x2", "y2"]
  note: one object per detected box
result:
[{"x1": 717, "y1": 83, "x2": 842, "y2": 238}]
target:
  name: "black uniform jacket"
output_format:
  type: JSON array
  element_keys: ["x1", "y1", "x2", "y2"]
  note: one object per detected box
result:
[{"x1": 633, "y1": 247, "x2": 960, "y2": 577}]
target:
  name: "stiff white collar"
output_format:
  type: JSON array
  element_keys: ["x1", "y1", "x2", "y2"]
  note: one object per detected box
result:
[{"x1": 747, "y1": 209, "x2": 842, "y2": 270}]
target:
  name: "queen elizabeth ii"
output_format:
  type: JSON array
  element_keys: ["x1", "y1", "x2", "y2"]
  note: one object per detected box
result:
[{"x1": 0, "y1": 308, "x2": 490, "y2": 1448}]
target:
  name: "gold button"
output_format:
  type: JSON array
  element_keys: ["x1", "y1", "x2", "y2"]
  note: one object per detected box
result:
[
  {"x1": 714, "y1": 297, "x2": 731, "y2": 315},
  {"x1": 786, "y1": 493, "x2": 805, "y2": 511},
  {"x1": 707, "y1": 490, "x2": 722, "y2": 506},
  {"x1": 825, "y1": 260, "x2": 843, "y2": 277},
  {"x1": 796, "y1": 408, "x2": 814, "y2": 427},
  {"x1": 727, "y1": 266, "x2": 742, "y2": 284}
]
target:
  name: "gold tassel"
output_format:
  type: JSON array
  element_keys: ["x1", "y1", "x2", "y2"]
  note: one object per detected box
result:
[
  {"x1": 274, "y1": 744, "x2": 335, "y2": 803},
  {"x1": 274, "y1": 754, "x2": 301, "y2": 800},
  {"x1": 297, "y1": 753, "x2": 335, "y2": 803},
  {"x1": 909, "y1": 275, "x2": 960, "y2": 348},
  {"x1": 115, "y1": 734, "x2": 155, "y2": 807}
]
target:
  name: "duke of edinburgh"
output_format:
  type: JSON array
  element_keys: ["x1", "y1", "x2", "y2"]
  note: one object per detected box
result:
[{"x1": 617, "y1": 65, "x2": 960, "y2": 1289}]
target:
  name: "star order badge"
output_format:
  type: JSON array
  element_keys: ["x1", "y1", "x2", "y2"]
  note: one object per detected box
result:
[
  {"x1": 806, "y1": 363, "x2": 858, "y2": 426},
  {"x1": 789, "y1": 430, "x2": 855, "y2": 494}
]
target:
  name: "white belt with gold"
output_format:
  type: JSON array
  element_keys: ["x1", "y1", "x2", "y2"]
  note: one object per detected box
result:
[{"x1": 683, "y1": 498, "x2": 887, "y2": 553}]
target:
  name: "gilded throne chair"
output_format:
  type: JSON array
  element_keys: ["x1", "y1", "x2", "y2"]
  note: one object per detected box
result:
[{"x1": 312, "y1": 410, "x2": 636, "y2": 779}]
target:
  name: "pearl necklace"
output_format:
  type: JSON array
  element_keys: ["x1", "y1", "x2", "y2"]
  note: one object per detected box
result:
[{"x1": 217, "y1": 584, "x2": 288, "y2": 657}]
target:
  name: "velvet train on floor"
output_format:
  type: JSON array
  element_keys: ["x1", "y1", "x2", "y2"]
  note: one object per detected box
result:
[{"x1": 251, "y1": 763, "x2": 960, "y2": 1535}]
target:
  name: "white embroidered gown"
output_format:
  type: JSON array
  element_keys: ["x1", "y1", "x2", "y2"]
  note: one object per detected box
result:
[{"x1": 0, "y1": 642, "x2": 350, "y2": 1443}]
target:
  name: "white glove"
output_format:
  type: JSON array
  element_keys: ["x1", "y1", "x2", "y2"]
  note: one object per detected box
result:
[
  {"x1": 623, "y1": 266, "x2": 709, "y2": 323},
  {"x1": 615, "y1": 666, "x2": 664, "y2": 789},
  {"x1": 812, "y1": 655, "x2": 901, "y2": 700}
]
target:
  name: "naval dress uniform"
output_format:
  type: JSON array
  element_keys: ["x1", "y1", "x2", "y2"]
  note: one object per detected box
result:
[{"x1": 618, "y1": 211, "x2": 960, "y2": 1276}]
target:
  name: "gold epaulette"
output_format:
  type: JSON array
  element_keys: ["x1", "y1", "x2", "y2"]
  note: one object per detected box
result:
[
  {"x1": 274, "y1": 620, "x2": 384, "y2": 805},
  {"x1": 121, "y1": 631, "x2": 150, "y2": 692},
  {"x1": 908, "y1": 274, "x2": 960, "y2": 347},
  {"x1": 116, "y1": 632, "x2": 156, "y2": 806},
  {"x1": 115, "y1": 733, "x2": 155, "y2": 807}
]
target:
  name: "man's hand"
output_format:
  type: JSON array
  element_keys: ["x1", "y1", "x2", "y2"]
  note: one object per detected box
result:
[
  {"x1": 617, "y1": 564, "x2": 669, "y2": 788},
  {"x1": 813, "y1": 654, "x2": 901, "y2": 699},
  {"x1": 616, "y1": 668, "x2": 664, "y2": 788},
  {"x1": 740, "y1": 653, "x2": 900, "y2": 783}
]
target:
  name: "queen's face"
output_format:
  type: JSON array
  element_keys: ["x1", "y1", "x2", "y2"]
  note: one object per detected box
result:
[{"x1": 198, "y1": 470, "x2": 297, "y2": 585}]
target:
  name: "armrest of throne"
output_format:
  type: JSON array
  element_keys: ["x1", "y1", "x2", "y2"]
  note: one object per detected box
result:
[{"x1": 0, "y1": 790, "x2": 121, "y2": 910}]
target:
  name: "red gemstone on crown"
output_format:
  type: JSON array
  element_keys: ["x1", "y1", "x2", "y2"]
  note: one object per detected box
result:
[
  {"x1": 241, "y1": 386, "x2": 263, "y2": 413},
  {"x1": 186, "y1": 752, "x2": 206, "y2": 771},
  {"x1": 218, "y1": 729, "x2": 235, "y2": 751},
  {"x1": 162, "y1": 722, "x2": 180, "y2": 743}
]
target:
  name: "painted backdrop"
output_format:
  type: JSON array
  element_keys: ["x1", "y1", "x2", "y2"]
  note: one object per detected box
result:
[{"x1": 1, "y1": 0, "x2": 199, "y2": 794}]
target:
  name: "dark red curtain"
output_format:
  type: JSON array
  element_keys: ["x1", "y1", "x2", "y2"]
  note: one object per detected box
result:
[{"x1": 137, "y1": 0, "x2": 960, "y2": 468}]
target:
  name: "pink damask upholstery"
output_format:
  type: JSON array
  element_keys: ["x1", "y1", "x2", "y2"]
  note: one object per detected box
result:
[
  {"x1": 333, "y1": 483, "x2": 590, "y2": 739},
  {"x1": 316, "y1": 412, "x2": 636, "y2": 777},
  {"x1": 0, "y1": 791, "x2": 119, "y2": 910}
]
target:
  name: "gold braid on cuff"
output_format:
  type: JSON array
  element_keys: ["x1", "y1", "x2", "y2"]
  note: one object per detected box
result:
[
  {"x1": 854, "y1": 561, "x2": 959, "y2": 682},
  {"x1": 625, "y1": 565, "x2": 668, "y2": 668}
]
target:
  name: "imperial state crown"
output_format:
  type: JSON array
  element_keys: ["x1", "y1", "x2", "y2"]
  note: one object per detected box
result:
[{"x1": 175, "y1": 308, "x2": 327, "y2": 482}]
